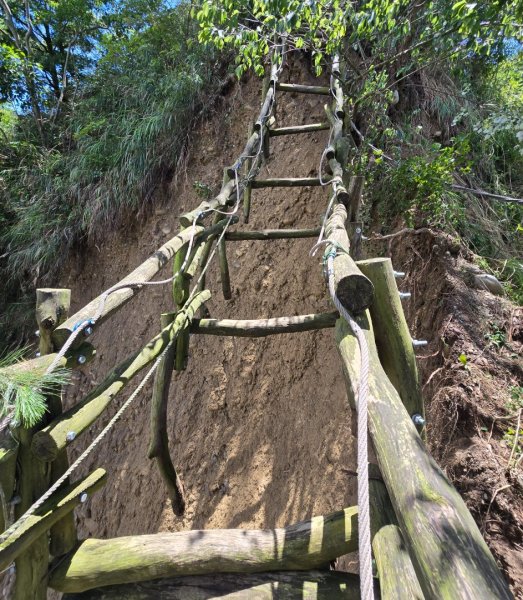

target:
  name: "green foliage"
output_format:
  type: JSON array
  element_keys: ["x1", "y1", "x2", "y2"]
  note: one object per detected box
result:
[
  {"x1": 0, "y1": 348, "x2": 69, "y2": 427},
  {"x1": 507, "y1": 385, "x2": 523, "y2": 413},
  {"x1": 484, "y1": 323, "x2": 507, "y2": 349}
]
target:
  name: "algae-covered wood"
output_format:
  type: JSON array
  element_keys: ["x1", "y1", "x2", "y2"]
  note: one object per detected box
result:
[
  {"x1": 148, "y1": 313, "x2": 185, "y2": 516},
  {"x1": 0, "y1": 469, "x2": 106, "y2": 573},
  {"x1": 356, "y1": 258, "x2": 423, "y2": 418},
  {"x1": 324, "y1": 203, "x2": 374, "y2": 314},
  {"x1": 0, "y1": 433, "x2": 18, "y2": 533},
  {"x1": 50, "y1": 506, "x2": 358, "y2": 592},
  {"x1": 373, "y1": 524, "x2": 424, "y2": 600},
  {"x1": 225, "y1": 228, "x2": 320, "y2": 241},
  {"x1": 335, "y1": 316, "x2": 512, "y2": 599},
  {"x1": 36, "y1": 288, "x2": 71, "y2": 354},
  {"x1": 53, "y1": 227, "x2": 206, "y2": 348},
  {"x1": 276, "y1": 82, "x2": 330, "y2": 95},
  {"x1": 192, "y1": 312, "x2": 338, "y2": 337},
  {"x1": 33, "y1": 291, "x2": 211, "y2": 462},
  {"x1": 62, "y1": 571, "x2": 361, "y2": 599}
]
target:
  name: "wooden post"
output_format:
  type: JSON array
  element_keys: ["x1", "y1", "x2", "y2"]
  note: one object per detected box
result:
[
  {"x1": 218, "y1": 237, "x2": 232, "y2": 300},
  {"x1": 356, "y1": 258, "x2": 423, "y2": 420},
  {"x1": 0, "y1": 469, "x2": 106, "y2": 573},
  {"x1": 35, "y1": 288, "x2": 77, "y2": 558},
  {"x1": 32, "y1": 291, "x2": 211, "y2": 462},
  {"x1": 324, "y1": 203, "x2": 374, "y2": 314},
  {"x1": 335, "y1": 315, "x2": 512, "y2": 599},
  {"x1": 61, "y1": 571, "x2": 361, "y2": 599},
  {"x1": 0, "y1": 433, "x2": 18, "y2": 534},
  {"x1": 50, "y1": 506, "x2": 358, "y2": 592},
  {"x1": 148, "y1": 313, "x2": 185, "y2": 516}
]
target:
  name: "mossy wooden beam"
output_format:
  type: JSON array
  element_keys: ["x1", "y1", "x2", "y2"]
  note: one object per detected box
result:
[
  {"x1": 251, "y1": 177, "x2": 328, "y2": 188},
  {"x1": 0, "y1": 343, "x2": 96, "y2": 378},
  {"x1": 148, "y1": 313, "x2": 185, "y2": 516},
  {"x1": 50, "y1": 506, "x2": 358, "y2": 592},
  {"x1": 369, "y1": 477, "x2": 424, "y2": 599},
  {"x1": 218, "y1": 237, "x2": 232, "y2": 300},
  {"x1": 276, "y1": 82, "x2": 330, "y2": 95},
  {"x1": 269, "y1": 122, "x2": 330, "y2": 136},
  {"x1": 324, "y1": 203, "x2": 374, "y2": 314},
  {"x1": 356, "y1": 258, "x2": 423, "y2": 419},
  {"x1": 36, "y1": 288, "x2": 78, "y2": 558},
  {"x1": 0, "y1": 434, "x2": 18, "y2": 533},
  {"x1": 335, "y1": 315, "x2": 512, "y2": 599},
  {"x1": 53, "y1": 227, "x2": 205, "y2": 348},
  {"x1": 225, "y1": 228, "x2": 320, "y2": 241},
  {"x1": 373, "y1": 524, "x2": 424, "y2": 600},
  {"x1": 191, "y1": 312, "x2": 338, "y2": 337},
  {"x1": 61, "y1": 571, "x2": 361, "y2": 599},
  {"x1": 32, "y1": 291, "x2": 211, "y2": 463},
  {"x1": 0, "y1": 469, "x2": 106, "y2": 573}
]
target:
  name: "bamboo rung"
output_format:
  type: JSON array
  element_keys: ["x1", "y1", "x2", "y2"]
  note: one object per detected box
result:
[
  {"x1": 276, "y1": 83, "x2": 330, "y2": 95},
  {"x1": 251, "y1": 177, "x2": 328, "y2": 188},
  {"x1": 191, "y1": 312, "x2": 338, "y2": 337},
  {"x1": 269, "y1": 123, "x2": 329, "y2": 136},
  {"x1": 225, "y1": 228, "x2": 320, "y2": 241}
]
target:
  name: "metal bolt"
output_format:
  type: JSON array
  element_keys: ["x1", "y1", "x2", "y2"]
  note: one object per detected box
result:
[
  {"x1": 9, "y1": 495, "x2": 21, "y2": 506},
  {"x1": 399, "y1": 292, "x2": 411, "y2": 300},
  {"x1": 84, "y1": 326, "x2": 93, "y2": 337},
  {"x1": 35, "y1": 351, "x2": 41, "y2": 358},
  {"x1": 35, "y1": 330, "x2": 40, "y2": 337},
  {"x1": 412, "y1": 413, "x2": 426, "y2": 427},
  {"x1": 412, "y1": 339, "x2": 428, "y2": 348},
  {"x1": 355, "y1": 227, "x2": 362, "y2": 234},
  {"x1": 77, "y1": 355, "x2": 87, "y2": 365},
  {"x1": 8, "y1": 564, "x2": 16, "y2": 575},
  {"x1": 394, "y1": 270, "x2": 405, "y2": 278},
  {"x1": 79, "y1": 492, "x2": 88, "y2": 503},
  {"x1": 66, "y1": 431, "x2": 77, "y2": 442}
]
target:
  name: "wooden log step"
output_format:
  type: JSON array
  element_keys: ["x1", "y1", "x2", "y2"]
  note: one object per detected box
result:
[
  {"x1": 191, "y1": 312, "x2": 338, "y2": 337},
  {"x1": 0, "y1": 469, "x2": 107, "y2": 573},
  {"x1": 276, "y1": 83, "x2": 330, "y2": 95},
  {"x1": 32, "y1": 291, "x2": 211, "y2": 463},
  {"x1": 225, "y1": 228, "x2": 320, "y2": 241},
  {"x1": 49, "y1": 506, "x2": 358, "y2": 592},
  {"x1": 335, "y1": 316, "x2": 512, "y2": 599},
  {"x1": 62, "y1": 571, "x2": 361, "y2": 599},
  {"x1": 269, "y1": 123, "x2": 330, "y2": 136},
  {"x1": 251, "y1": 177, "x2": 328, "y2": 188}
]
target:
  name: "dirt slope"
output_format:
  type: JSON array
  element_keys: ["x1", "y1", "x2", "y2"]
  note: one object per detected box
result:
[{"x1": 54, "y1": 62, "x2": 522, "y2": 596}]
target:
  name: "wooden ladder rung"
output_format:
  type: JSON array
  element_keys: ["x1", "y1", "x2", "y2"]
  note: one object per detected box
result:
[
  {"x1": 269, "y1": 123, "x2": 330, "y2": 137},
  {"x1": 225, "y1": 228, "x2": 320, "y2": 241},
  {"x1": 251, "y1": 177, "x2": 329, "y2": 188},
  {"x1": 276, "y1": 83, "x2": 330, "y2": 95}
]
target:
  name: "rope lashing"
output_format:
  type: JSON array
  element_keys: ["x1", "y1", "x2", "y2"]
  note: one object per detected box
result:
[{"x1": 323, "y1": 242, "x2": 374, "y2": 600}]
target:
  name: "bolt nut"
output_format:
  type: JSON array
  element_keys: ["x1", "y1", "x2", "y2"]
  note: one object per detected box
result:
[
  {"x1": 393, "y1": 270, "x2": 405, "y2": 278},
  {"x1": 399, "y1": 292, "x2": 411, "y2": 300},
  {"x1": 66, "y1": 431, "x2": 77, "y2": 442},
  {"x1": 355, "y1": 227, "x2": 362, "y2": 234},
  {"x1": 412, "y1": 339, "x2": 428, "y2": 348},
  {"x1": 77, "y1": 355, "x2": 87, "y2": 365},
  {"x1": 412, "y1": 413, "x2": 426, "y2": 427},
  {"x1": 9, "y1": 495, "x2": 21, "y2": 506},
  {"x1": 35, "y1": 330, "x2": 40, "y2": 337},
  {"x1": 35, "y1": 351, "x2": 41, "y2": 358},
  {"x1": 79, "y1": 492, "x2": 88, "y2": 503},
  {"x1": 84, "y1": 326, "x2": 93, "y2": 337}
]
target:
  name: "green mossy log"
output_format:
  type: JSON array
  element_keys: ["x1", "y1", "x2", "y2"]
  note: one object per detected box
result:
[
  {"x1": 53, "y1": 227, "x2": 207, "y2": 348},
  {"x1": 225, "y1": 228, "x2": 320, "y2": 241},
  {"x1": 356, "y1": 258, "x2": 423, "y2": 419},
  {"x1": 32, "y1": 291, "x2": 211, "y2": 462},
  {"x1": 0, "y1": 434, "x2": 18, "y2": 533},
  {"x1": 148, "y1": 313, "x2": 185, "y2": 516},
  {"x1": 276, "y1": 82, "x2": 330, "y2": 95},
  {"x1": 61, "y1": 571, "x2": 361, "y2": 599},
  {"x1": 373, "y1": 525, "x2": 424, "y2": 600},
  {"x1": 335, "y1": 316, "x2": 512, "y2": 599},
  {"x1": 0, "y1": 469, "x2": 107, "y2": 573},
  {"x1": 50, "y1": 506, "x2": 358, "y2": 592},
  {"x1": 324, "y1": 203, "x2": 374, "y2": 314},
  {"x1": 191, "y1": 312, "x2": 338, "y2": 337},
  {"x1": 218, "y1": 237, "x2": 232, "y2": 300},
  {"x1": 269, "y1": 122, "x2": 329, "y2": 136},
  {"x1": 251, "y1": 177, "x2": 327, "y2": 188}
]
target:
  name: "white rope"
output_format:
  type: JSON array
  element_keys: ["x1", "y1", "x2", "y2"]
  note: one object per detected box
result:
[
  {"x1": 0, "y1": 340, "x2": 173, "y2": 547},
  {"x1": 324, "y1": 247, "x2": 374, "y2": 600}
]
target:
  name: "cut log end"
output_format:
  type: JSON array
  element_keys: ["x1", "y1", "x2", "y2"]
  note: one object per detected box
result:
[{"x1": 336, "y1": 275, "x2": 375, "y2": 314}]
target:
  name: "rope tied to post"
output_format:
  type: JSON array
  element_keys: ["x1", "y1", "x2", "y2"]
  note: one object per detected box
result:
[{"x1": 322, "y1": 241, "x2": 374, "y2": 600}]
